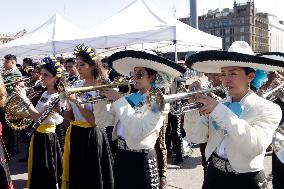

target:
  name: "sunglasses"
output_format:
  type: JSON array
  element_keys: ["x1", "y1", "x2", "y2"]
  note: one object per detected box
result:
[{"x1": 130, "y1": 71, "x2": 146, "y2": 79}]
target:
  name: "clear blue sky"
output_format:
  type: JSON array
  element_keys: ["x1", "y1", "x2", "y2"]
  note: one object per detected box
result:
[{"x1": 1, "y1": 0, "x2": 283, "y2": 35}]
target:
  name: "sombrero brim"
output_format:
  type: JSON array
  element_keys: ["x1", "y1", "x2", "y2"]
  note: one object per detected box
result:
[
  {"x1": 257, "y1": 52, "x2": 284, "y2": 62},
  {"x1": 108, "y1": 50, "x2": 186, "y2": 78},
  {"x1": 186, "y1": 51, "x2": 284, "y2": 73}
]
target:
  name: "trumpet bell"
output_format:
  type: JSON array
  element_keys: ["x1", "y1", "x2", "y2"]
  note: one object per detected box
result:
[
  {"x1": 273, "y1": 126, "x2": 284, "y2": 163},
  {"x1": 146, "y1": 88, "x2": 165, "y2": 112},
  {"x1": 4, "y1": 94, "x2": 33, "y2": 130}
]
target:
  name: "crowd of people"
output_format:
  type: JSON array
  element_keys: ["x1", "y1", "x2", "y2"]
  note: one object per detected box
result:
[{"x1": 0, "y1": 41, "x2": 284, "y2": 189}]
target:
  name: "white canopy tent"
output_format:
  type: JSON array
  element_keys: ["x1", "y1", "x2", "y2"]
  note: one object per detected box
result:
[
  {"x1": 0, "y1": 13, "x2": 83, "y2": 57},
  {"x1": 0, "y1": 0, "x2": 222, "y2": 58},
  {"x1": 61, "y1": 0, "x2": 222, "y2": 54}
]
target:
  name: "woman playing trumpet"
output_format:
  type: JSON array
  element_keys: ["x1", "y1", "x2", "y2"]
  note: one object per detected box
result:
[
  {"x1": 61, "y1": 44, "x2": 114, "y2": 189},
  {"x1": 185, "y1": 41, "x2": 284, "y2": 189},
  {"x1": 14, "y1": 57, "x2": 64, "y2": 189},
  {"x1": 102, "y1": 50, "x2": 186, "y2": 189}
]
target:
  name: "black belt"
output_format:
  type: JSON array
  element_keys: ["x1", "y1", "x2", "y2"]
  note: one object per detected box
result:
[
  {"x1": 116, "y1": 137, "x2": 151, "y2": 154},
  {"x1": 210, "y1": 153, "x2": 237, "y2": 173}
]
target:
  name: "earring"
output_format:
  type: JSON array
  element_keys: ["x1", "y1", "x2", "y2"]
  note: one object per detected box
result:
[{"x1": 150, "y1": 80, "x2": 156, "y2": 88}]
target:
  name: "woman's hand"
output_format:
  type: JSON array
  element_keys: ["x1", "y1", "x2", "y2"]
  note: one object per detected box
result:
[
  {"x1": 101, "y1": 88, "x2": 122, "y2": 102},
  {"x1": 194, "y1": 94, "x2": 218, "y2": 115},
  {"x1": 188, "y1": 80, "x2": 202, "y2": 91},
  {"x1": 14, "y1": 85, "x2": 28, "y2": 101},
  {"x1": 67, "y1": 94, "x2": 77, "y2": 103}
]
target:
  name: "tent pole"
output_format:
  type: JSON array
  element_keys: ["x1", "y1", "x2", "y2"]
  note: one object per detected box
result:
[{"x1": 173, "y1": 40, "x2": 177, "y2": 63}]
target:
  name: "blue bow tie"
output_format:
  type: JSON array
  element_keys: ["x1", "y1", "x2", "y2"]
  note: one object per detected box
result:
[
  {"x1": 211, "y1": 102, "x2": 244, "y2": 132},
  {"x1": 125, "y1": 92, "x2": 145, "y2": 108}
]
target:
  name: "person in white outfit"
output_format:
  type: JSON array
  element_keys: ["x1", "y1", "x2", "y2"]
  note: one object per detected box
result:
[{"x1": 185, "y1": 41, "x2": 284, "y2": 189}]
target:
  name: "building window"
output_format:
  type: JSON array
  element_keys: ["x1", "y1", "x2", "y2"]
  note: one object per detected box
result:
[
  {"x1": 240, "y1": 17, "x2": 245, "y2": 24},
  {"x1": 225, "y1": 28, "x2": 230, "y2": 35},
  {"x1": 229, "y1": 20, "x2": 232, "y2": 26},
  {"x1": 240, "y1": 35, "x2": 245, "y2": 41},
  {"x1": 225, "y1": 37, "x2": 230, "y2": 43},
  {"x1": 240, "y1": 26, "x2": 245, "y2": 33},
  {"x1": 216, "y1": 29, "x2": 220, "y2": 35},
  {"x1": 223, "y1": 20, "x2": 229, "y2": 27},
  {"x1": 205, "y1": 23, "x2": 208, "y2": 29},
  {"x1": 215, "y1": 21, "x2": 218, "y2": 27}
]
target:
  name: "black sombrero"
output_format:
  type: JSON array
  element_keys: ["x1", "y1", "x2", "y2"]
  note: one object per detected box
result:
[
  {"x1": 186, "y1": 41, "x2": 284, "y2": 73},
  {"x1": 257, "y1": 52, "x2": 284, "y2": 62},
  {"x1": 108, "y1": 50, "x2": 187, "y2": 78}
]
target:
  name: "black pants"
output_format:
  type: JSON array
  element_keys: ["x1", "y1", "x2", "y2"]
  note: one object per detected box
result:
[
  {"x1": 114, "y1": 138, "x2": 159, "y2": 189},
  {"x1": 272, "y1": 152, "x2": 284, "y2": 189},
  {"x1": 166, "y1": 113, "x2": 184, "y2": 162},
  {"x1": 199, "y1": 143, "x2": 208, "y2": 178},
  {"x1": 203, "y1": 162, "x2": 268, "y2": 189}
]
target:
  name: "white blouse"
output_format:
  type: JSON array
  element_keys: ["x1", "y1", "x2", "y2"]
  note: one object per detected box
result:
[
  {"x1": 69, "y1": 81, "x2": 97, "y2": 122},
  {"x1": 35, "y1": 91, "x2": 63, "y2": 125}
]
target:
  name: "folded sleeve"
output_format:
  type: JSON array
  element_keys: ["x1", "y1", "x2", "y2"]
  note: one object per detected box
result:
[
  {"x1": 93, "y1": 101, "x2": 115, "y2": 128},
  {"x1": 184, "y1": 110, "x2": 209, "y2": 144},
  {"x1": 210, "y1": 101, "x2": 282, "y2": 157}
]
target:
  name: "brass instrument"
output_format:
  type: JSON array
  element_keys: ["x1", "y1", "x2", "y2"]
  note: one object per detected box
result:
[
  {"x1": 4, "y1": 77, "x2": 31, "y2": 87},
  {"x1": 261, "y1": 82, "x2": 284, "y2": 101},
  {"x1": 148, "y1": 86, "x2": 225, "y2": 113},
  {"x1": 4, "y1": 78, "x2": 44, "y2": 130},
  {"x1": 60, "y1": 81, "x2": 131, "y2": 103},
  {"x1": 26, "y1": 81, "x2": 131, "y2": 136},
  {"x1": 272, "y1": 125, "x2": 284, "y2": 163}
]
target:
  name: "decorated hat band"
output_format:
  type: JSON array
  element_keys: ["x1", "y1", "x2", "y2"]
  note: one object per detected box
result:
[
  {"x1": 74, "y1": 43, "x2": 97, "y2": 64},
  {"x1": 42, "y1": 56, "x2": 62, "y2": 78}
]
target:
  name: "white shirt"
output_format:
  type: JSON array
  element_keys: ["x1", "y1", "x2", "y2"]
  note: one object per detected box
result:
[
  {"x1": 185, "y1": 90, "x2": 282, "y2": 173},
  {"x1": 35, "y1": 91, "x2": 63, "y2": 125},
  {"x1": 69, "y1": 81, "x2": 97, "y2": 121}
]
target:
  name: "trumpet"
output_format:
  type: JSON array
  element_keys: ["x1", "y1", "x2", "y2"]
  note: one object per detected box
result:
[
  {"x1": 26, "y1": 81, "x2": 131, "y2": 136},
  {"x1": 59, "y1": 81, "x2": 131, "y2": 102},
  {"x1": 148, "y1": 86, "x2": 225, "y2": 113},
  {"x1": 261, "y1": 82, "x2": 284, "y2": 101},
  {"x1": 4, "y1": 77, "x2": 31, "y2": 87}
]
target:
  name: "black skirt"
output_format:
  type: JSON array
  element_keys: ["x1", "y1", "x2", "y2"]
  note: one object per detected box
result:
[
  {"x1": 68, "y1": 126, "x2": 114, "y2": 189},
  {"x1": 29, "y1": 131, "x2": 62, "y2": 189},
  {"x1": 0, "y1": 138, "x2": 13, "y2": 189},
  {"x1": 114, "y1": 138, "x2": 160, "y2": 189}
]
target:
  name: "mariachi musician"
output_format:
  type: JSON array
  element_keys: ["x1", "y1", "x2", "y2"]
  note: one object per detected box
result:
[
  {"x1": 1, "y1": 54, "x2": 22, "y2": 156},
  {"x1": 14, "y1": 57, "x2": 64, "y2": 189},
  {"x1": 62, "y1": 44, "x2": 114, "y2": 189},
  {"x1": 185, "y1": 41, "x2": 284, "y2": 189},
  {"x1": 257, "y1": 52, "x2": 284, "y2": 189},
  {"x1": 102, "y1": 50, "x2": 186, "y2": 189}
]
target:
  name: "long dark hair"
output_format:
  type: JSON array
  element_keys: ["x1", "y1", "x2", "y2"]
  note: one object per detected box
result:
[
  {"x1": 144, "y1": 67, "x2": 157, "y2": 77},
  {"x1": 40, "y1": 63, "x2": 65, "y2": 90},
  {"x1": 75, "y1": 50, "x2": 101, "y2": 79},
  {"x1": 241, "y1": 67, "x2": 257, "y2": 91}
]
